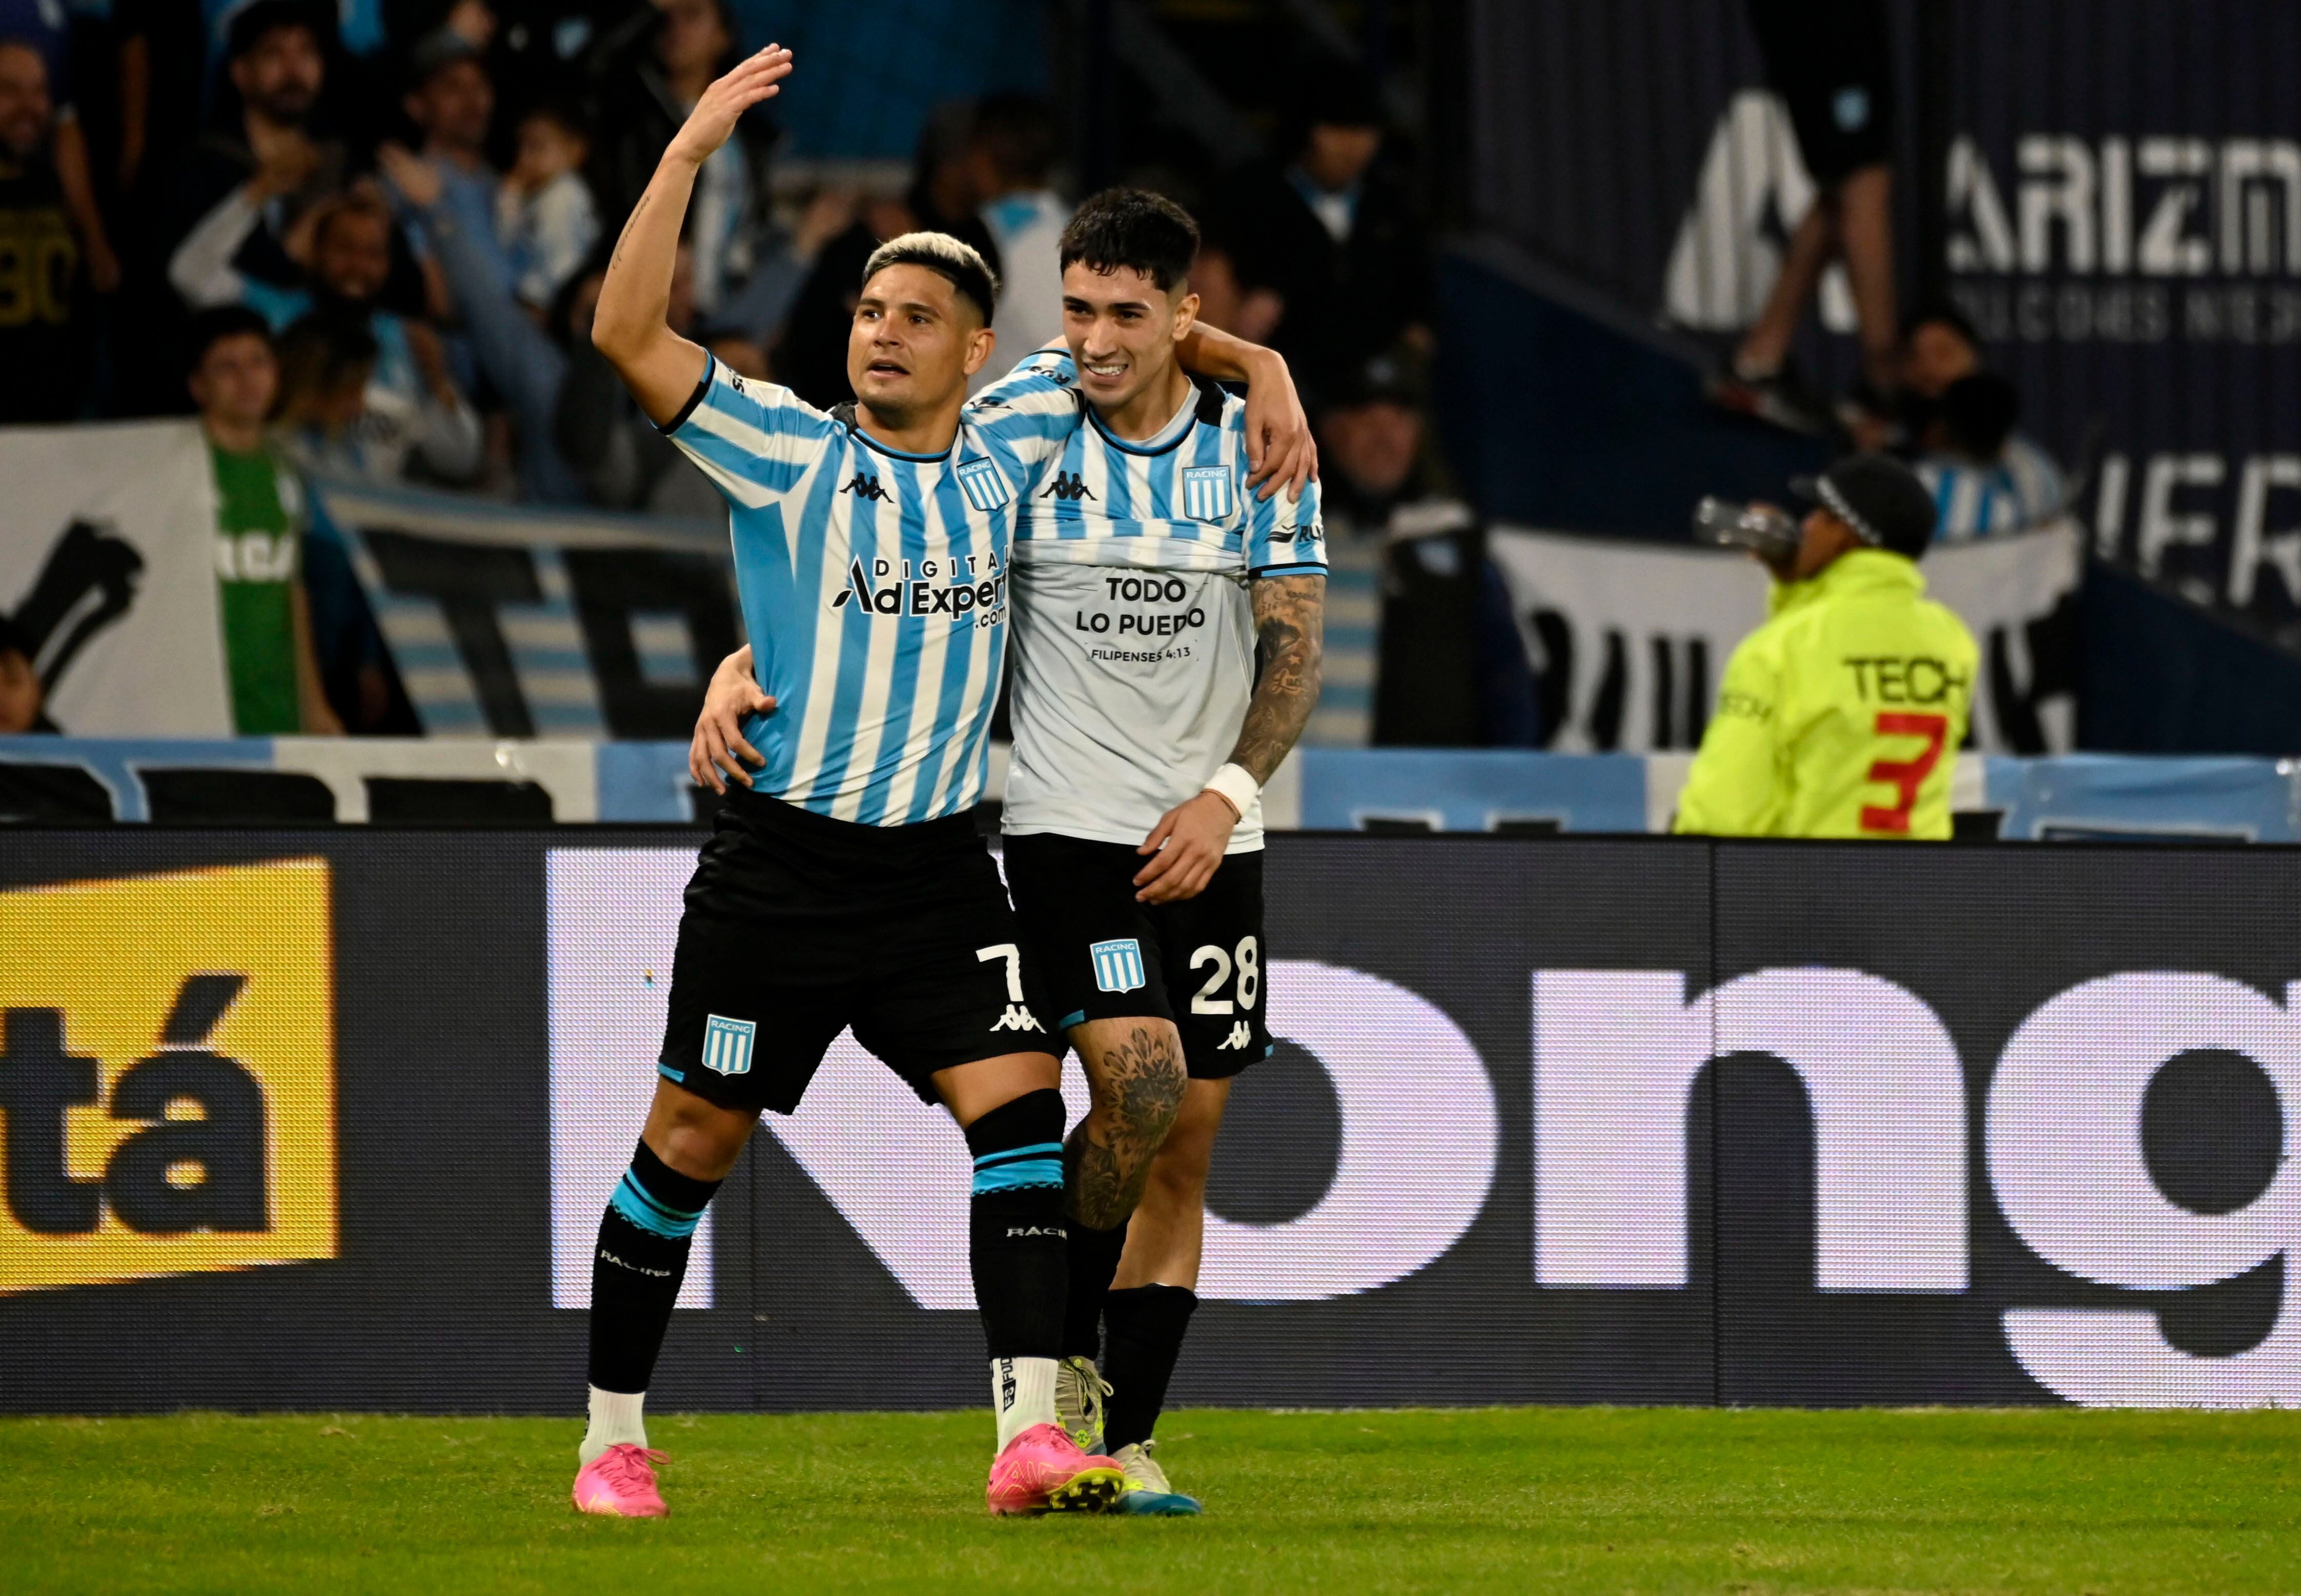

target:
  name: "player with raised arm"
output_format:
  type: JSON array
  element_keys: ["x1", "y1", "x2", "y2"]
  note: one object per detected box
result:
[
  {"x1": 697, "y1": 189, "x2": 1326, "y2": 1517},
  {"x1": 576, "y1": 45, "x2": 1124, "y2": 1520}
]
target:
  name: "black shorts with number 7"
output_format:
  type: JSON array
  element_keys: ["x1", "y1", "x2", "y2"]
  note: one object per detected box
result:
[{"x1": 1002, "y1": 831, "x2": 1270, "y2": 1079}]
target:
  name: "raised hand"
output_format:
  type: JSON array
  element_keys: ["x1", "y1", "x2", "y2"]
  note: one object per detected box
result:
[{"x1": 667, "y1": 45, "x2": 794, "y2": 168}]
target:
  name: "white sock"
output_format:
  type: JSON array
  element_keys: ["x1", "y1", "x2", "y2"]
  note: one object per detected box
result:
[
  {"x1": 580, "y1": 1386, "x2": 647, "y2": 1465},
  {"x1": 991, "y1": 1356, "x2": 1058, "y2": 1451}
]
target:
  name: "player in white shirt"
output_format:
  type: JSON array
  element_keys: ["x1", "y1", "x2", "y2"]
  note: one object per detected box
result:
[{"x1": 698, "y1": 188, "x2": 1324, "y2": 1517}]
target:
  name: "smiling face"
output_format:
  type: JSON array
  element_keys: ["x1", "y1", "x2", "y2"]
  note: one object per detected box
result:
[
  {"x1": 313, "y1": 205, "x2": 392, "y2": 303},
  {"x1": 1061, "y1": 260, "x2": 1196, "y2": 415},
  {"x1": 846, "y1": 263, "x2": 993, "y2": 425}
]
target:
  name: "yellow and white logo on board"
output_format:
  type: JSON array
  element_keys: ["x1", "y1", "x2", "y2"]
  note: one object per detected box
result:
[{"x1": 0, "y1": 860, "x2": 335, "y2": 1294}]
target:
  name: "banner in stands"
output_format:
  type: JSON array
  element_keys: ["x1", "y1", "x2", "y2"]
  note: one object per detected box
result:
[
  {"x1": 1487, "y1": 520, "x2": 2081, "y2": 754},
  {"x1": 0, "y1": 422, "x2": 231, "y2": 735},
  {"x1": 1465, "y1": 0, "x2": 2301, "y2": 641},
  {"x1": 317, "y1": 483, "x2": 742, "y2": 740},
  {"x1": 3, "y1": 830, "x2": 2295, "y2": 1415}
]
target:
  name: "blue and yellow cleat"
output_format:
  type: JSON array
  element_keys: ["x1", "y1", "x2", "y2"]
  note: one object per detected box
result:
[{"x1": 1112, "y1": 1441, "x2": 1201, "y2": 1517}]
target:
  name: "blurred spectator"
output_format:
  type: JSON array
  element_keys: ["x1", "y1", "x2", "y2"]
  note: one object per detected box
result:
[
  {"x1": 1314, "y1": 354, "x2": 1538, "y2": 749},
  {"x1": 185, "y1": 305, "x2": 343, "y2": 734},
  {"x1": 0, "y1": 37, "x2": 92, "y2": 422},
  {"x1": 593, "y1": 0, "x2": 770, "y2": 319},
  {"x1": 402, "y1": 26, "x2": 496, "y2": 209},
  {"x1": 273, "y1": 305, "x2": 379, "y2": 461},
  {"x1": 551, "y1": 248, "x2": 744, "y2": 515},
  {"x1": 775, "y1": 103, "x2": 992, "y2": 406},
  {"x1": 0, "y1": 0, "x2": 117, "y2": 292},
  {"x1": 174, "y1": 183, "x2": 483, "y2": 485},
  {"x1": 1711, "y1": 0, "x2": 1899, "y2": 430},
  {"x1": 495, "y1": 97, "x2": 596, "y2": 309},
  {"x1": 0, "y1": 610, "x2": 53, "y2": 733},
  {"x1": 1208, "y1": 58, "x2": 1430, "y2": 403},
  {"x1": 1898, "y1": 303, "x2": 2064, "y2": 541},
  {"x1": 164, "y1": 2, "x2": 343, "y2": 318},
  {"x1": 381, "y1": 140, "x2": 755, "y2": 509},
  {"x1": 1186, "y1": 241, "x2": 1281, "y2": 346},
  {"x1": 970, "y1": 91, "x2": 1067, "y2": 372},
  {"x1": 405, "y1": 0, "x2": 651, "y2": 134}
]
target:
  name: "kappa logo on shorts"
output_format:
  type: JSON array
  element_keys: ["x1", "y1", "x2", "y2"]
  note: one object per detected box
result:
[
  {"x1": 701, "y1": 1014, "x2": 756, "y2": 1076},
  {"x1": 1217, "y1": 1020, "x2": 1253, "y2": 1051},
  {"x1": 1181, "y1": 465, "x2": 1232, "y2": 524},
  {"x1": 1090, "y1": 938, "x2": 1147, "y2": 995}
]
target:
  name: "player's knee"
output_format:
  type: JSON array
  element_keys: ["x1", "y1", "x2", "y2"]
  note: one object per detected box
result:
[
  {"x1": 1147, "y1": 1123, "x2": 1215, "y2": 1203},
  {"x1": 648, "y1": 1092, "x2": 755, "y2": 1182}
]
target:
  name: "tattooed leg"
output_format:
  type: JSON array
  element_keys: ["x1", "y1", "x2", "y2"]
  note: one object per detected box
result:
[
  {"x1": 1057, "y1": 1018, "x2": 1186, "y2": 1363},
  {"x1": 1066, "y1": 1019, "x2": 1187, "y2": 1229}
]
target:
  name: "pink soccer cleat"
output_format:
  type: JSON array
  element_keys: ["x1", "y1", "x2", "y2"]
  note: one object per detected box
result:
[
  {"x1": 572, "y1": 1444, "x2": 669, "y2": 1518},
  {"x1": 985, "y1": 1423, "x2": 1125, "y2": 1517}
]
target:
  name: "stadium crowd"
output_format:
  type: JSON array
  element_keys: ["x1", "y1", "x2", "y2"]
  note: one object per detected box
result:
[{"x1": 4, "y1": 0, "x2": 1547, "y2": 743}]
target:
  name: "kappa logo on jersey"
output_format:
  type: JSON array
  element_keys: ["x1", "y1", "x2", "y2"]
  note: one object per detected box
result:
[
  {"x1": 701, "y1": 1014, "x2": 756, "y2": 1076},
  {"x1": 839, "y1": 472, "x2": 890, "y2": 501},
  {"x1": 0, "y1": 860, "x2": 336, "y2": 1297},
  {"x1": 955, "y1": 457, "x2": 1012, "y2": 513},
  {"x1": 1181, "y1": 465, "x2": 1233, "y2": 524},
  {"x1": 1216, "y1": 1021, "x2": 1253, "y2": 1051},
  {"x1": 828, "y1": 554, "x2": 1009, "y2": 619},
  {"x1": 1090, "y1": 938, "x2": 1147, "y2": 995},
  {"x1": 1041, "y1": 470, "x2": 1097, "y2": 502}
]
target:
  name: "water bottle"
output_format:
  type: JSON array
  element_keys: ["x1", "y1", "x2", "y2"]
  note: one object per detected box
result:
[{"x1": 1692, "y1": 497, "x2": 1801, "y2": 563}]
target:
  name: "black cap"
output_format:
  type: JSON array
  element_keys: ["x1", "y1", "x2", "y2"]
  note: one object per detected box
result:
[
  {"x1": 1790, "y1": 453, "x2": 1939, "y2": 560},
  {"x1": 1330, "y1": 351, "x2": 1421, "y2": 410},
  {"x1": 408, "y1": 26, "x2": 483, "y2": 89},
  {"x1": 226, "y1": 0, "x2": 330, "y2": 60}
]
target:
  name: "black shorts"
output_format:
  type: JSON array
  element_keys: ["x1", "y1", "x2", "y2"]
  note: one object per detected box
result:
[
  {"x1": 1746, "y1": 0, "x2": 1895, "y2": 185},
  {"x1": 659, "y1": 793, "x2": 1055, "y2": 1114},
  {"x1": 1003, "y1": 831, "x2": 1270, "y2": 1080}
]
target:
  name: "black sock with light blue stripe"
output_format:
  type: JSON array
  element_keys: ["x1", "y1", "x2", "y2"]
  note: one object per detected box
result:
[
  {"x1": 587, "y1": 1140, "x2": 722, "y2": 1394},
  {"x1": 964, "y1": 1089, "x2": 1068, "y2": 1360}
]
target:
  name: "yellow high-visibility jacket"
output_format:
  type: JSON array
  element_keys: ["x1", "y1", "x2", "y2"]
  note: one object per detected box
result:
[{"x1": 1674, "y1": 549, "x2": 1979, "y2": 840}]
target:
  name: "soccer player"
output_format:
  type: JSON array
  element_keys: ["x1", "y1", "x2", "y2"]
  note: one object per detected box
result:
[
  {"x1": 577, "y1": 45, "x2": 1124, "y2": 1520},
  {"x1": 697, "y1": 189, "x2": 1326, "y2": 1516}
]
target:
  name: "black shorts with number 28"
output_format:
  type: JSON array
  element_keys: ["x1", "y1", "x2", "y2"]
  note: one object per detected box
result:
[{"x1": 1002, "y1": 831, "x2": 1270, "y2": 1079}]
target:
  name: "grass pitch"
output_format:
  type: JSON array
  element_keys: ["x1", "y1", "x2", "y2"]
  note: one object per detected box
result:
[{"x1": 5, "y1": 1406, "x2": 2296, "y2": 1593}]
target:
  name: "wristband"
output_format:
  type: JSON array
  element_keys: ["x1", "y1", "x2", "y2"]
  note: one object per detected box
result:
[{"x1": 1201, "y1": 762, "x2": 1260, "y2": 821}]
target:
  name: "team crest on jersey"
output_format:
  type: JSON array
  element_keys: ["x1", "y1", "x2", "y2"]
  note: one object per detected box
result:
[
  {"x1": 1090, "y1": 938, "x2": 1147, "y2": 995},
  {"x1": 955, "y1": 457, "x2": 1011, "y2": 513},
  {"x1": 1181, "y1": 466, "x2": 1233, "y2": 524},
  {"x1": 701, "y1": 1014, "x2": 756, "y2": 1076}
]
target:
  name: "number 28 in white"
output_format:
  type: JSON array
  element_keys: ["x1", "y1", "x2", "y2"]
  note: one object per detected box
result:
[{"x1": 1189, "y1": 936, "x2": 1260, "y2": 1014}]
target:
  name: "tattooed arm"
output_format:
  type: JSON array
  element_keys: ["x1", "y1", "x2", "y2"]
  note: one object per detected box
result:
[
  {"x1": 1133, "y1": 572, "x2": 1326, "y2": 905},
  {"x1": 1229, "y1": 572, "x2": 1327, "y2": 783}
]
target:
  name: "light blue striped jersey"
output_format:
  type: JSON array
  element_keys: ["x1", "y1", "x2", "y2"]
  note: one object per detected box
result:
[
  {"x1": 663, "y1": 355, "x2": 1081, "y2": 824},
  {"x1": 1916, "y1": 436, "x2": 2066, "y2": 543},
  {"x1": 969, "y1": 346, "x2": 1328, "y2": 574}
]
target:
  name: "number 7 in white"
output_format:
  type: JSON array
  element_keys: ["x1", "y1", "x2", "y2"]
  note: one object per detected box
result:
[{"x1": 976, "y1": 943, "x2": 1026, "y2": 1002}]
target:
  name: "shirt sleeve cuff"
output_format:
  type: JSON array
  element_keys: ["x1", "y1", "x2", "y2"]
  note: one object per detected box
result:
[{"x1": 656, "y1": 352, "x2": 716, "y2": 436}]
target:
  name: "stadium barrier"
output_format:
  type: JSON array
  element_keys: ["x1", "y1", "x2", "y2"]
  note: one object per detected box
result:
[
  {"x1": 6, "y1": 735, "x2": 2298, "y2": 839},
  {"x1": 1, "y1": 829, "x2": 2293, "y2": 1414}
]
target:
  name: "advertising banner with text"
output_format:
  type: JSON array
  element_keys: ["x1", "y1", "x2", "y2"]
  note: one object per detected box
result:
[
  {"x1": 1, "y1": 831, "x2": 2293, "y2": 1413},
  {"x1": 1468, "y1": 0, "x2": 2301, "y2": 641}
]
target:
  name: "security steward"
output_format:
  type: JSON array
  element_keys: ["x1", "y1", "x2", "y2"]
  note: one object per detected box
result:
[{"x1": 1676, "y1": 454, "x2": 1978, "y2": 839}]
